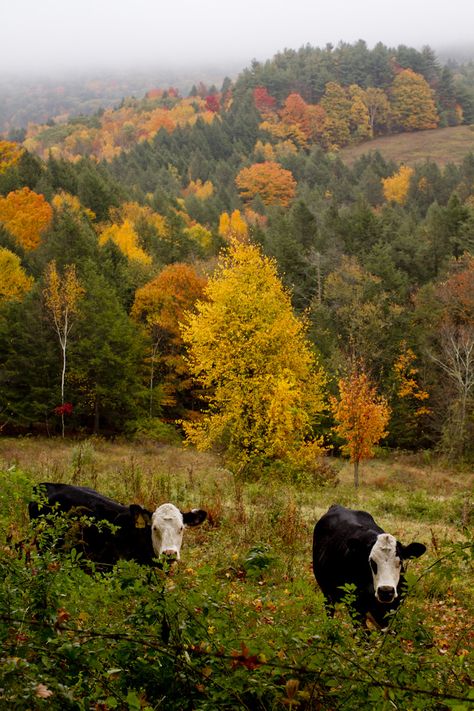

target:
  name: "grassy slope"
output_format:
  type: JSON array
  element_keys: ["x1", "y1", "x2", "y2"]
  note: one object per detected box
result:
[
  {"x1": 1, "y1": 438, "x2": 472, "y2": 707},
  {"x1": 339, "y1": 125, "x2": 474, "y2": 167}
]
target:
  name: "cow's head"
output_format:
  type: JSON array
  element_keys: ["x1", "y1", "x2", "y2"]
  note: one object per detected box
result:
[
  {"x1": 367, "y1": 534, "x2": 426, "y2": 604},
  {"x1": 151, "y1": 503, "x2": 207, "y2": 561}
]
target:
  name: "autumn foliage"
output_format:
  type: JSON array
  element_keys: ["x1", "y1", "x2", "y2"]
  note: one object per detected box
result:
[
  {"x1": 382, "y1": 165, "x2": 414, "y2": 205},
  {"x1": 331, "y1": 370, "x2": 390, "y2": 487},
  {"x1": 132, "y1": 263, "x2": 207, "y2": 415},
  {"x1": 181, "y1": 238, "x2": 326, "y2": 466},
  {"x1": 0, "y1": 141, "x2": 24, "y2": 173},
  {"x1": 0, "y1": 188, "x2": 53, "y2": 250},
  {"x1": 235, "y1": 162, "x2": 296, "y2": 207},
  {"x1": 0, "y1": 247, "x2": 34, "y2": 302}
]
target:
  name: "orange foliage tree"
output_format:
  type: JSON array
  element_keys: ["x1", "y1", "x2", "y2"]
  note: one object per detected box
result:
[
  {"x1": 331, "y1": 370, "x2": 390, "y2": 487},
  {"x1": 0, "y1": 188, "x2": 53, "y2": 250},
  {"x1": 131, "y1": 263, "x2": 207, "y2": 418},
  {"x1": 235, "y1": 161, "x2": 296, "y2": 207}
]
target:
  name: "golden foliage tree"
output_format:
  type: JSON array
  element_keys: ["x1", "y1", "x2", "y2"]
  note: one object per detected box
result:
[
  {"x1": 382, "y1": 165, "x2": 414, "y2": 205},
  {"x1": 390, "y1": 69, "x2": 439, "y2": 131},
  {"x1": 235, "y1": 161, "x2": 296, "y2": 207},
  {"x1": 43, "y1": 261, "x2": 84, "y2": 436},
  {"x1": 181, "y1": 239, "x2": 327, "y2": 467},
  {"x1": 331, "y1": 370, "x2": 390, "y2": 488},
  {"x1": 218, "y1": 209, "x2": 249, "y2": 243},
  {"x1": 0, "y1": 141, "x2": 24, "y2": 173},
  {"x1": 99, "y1": 219, "x2": 152, "y2": 264},
  {"x1": 320, "y1": 82, "x2": 352, "y2": 149},
  {"x1": 0, "y1": 188, "x2": 53, "y2": 250},
  {"x1": 0, "y1": 247, "x2": 34, "y2": 302}
]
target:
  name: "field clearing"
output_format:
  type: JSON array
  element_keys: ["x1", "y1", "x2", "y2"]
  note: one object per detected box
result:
[
  {"x1": 339, "y1": 125, "x2": 474, "y2": 167},
  {"x1": 0, "y1": 437, "x2": 472, "y2": 709}
]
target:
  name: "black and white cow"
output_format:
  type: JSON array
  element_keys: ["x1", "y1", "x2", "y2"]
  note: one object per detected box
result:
[
  {"x1": 312, "y1": 504, "x2": 426, "y2": 628},
  {"x1": 28, "y1": 483, "x2": 207, "y2": 568}
]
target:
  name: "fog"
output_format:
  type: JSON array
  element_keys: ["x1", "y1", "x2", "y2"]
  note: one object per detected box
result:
[{"x1": 2, "y1": 0, "x2": 474, "y2": 78}]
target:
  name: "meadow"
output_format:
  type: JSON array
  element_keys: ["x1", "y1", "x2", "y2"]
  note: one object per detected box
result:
[
  {"x1": 339, "y1": 125, "x2": 474, "y2": 167},
  {"x1": 0, "y1": 437, "x2": 472, "y2": 710}
]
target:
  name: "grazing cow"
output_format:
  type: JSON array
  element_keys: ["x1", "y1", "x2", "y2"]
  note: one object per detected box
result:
[
  {"x1": 312, "y1": 504, "x2": 426, "y2": 628},
  {"x1": 28, "y1": 483, "x2": 207, "y2": 568}
]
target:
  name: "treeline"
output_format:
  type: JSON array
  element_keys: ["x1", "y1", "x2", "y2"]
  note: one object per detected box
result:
[
  {"x1": 0, "y1": 41, "x2": 473, "y2": 464},
  {"x1": 18, "y1": 42, "x2": 474, "y2": 166}
]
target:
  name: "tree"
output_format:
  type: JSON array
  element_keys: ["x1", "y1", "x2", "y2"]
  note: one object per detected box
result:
[
  {"x1": 235, "y1": 161, "x2": 296, "y2": 207},
  {"x1": 320, "y1": 82, "x2": 352, "y2": 148},
  {"x1": 69, "y1": 268, "x2": 147, "y2": 434},
  {"x1": 0, "y1": 188, "x2": 52, "y2": 250},
  {"x1": 181, "y1": 239, "x2": 326, "y2": 468},
  {"x1": 388, "y1": 343, "x2": 431, "y2": 448},
  {"x1": 362, "y1": 87, "x2": 390, "y2": 136},
  {"x1": 131, "y1": 263, "x2": 207, "y2": 419},
  {"x1": 0, "y1": 247, "x2": 33, "y2": 302},
  {"x1": 43, "y1": 261, "x2": 84, "y2": 437},
  {"x1": 218, "y1": 209, "x2": 249, "y2": 242},
  {"x1": 390, "y1": 69, "x2": 439, "y2": 131},
  {"x1": 0, "y1": 141, "x2": 24, "y2": 174},
  {"x1": 331, "y1": 370, "x2": 390, "y2": 487},
  {"x1": 382, "y1": 165, "x2": 414, "y2": 205}
]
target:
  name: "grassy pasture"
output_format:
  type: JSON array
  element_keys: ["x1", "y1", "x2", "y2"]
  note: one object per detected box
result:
[
  {"x1": 0, "y1": 437, "x2": 472, "y2": 710},
  {"x1": 339, "y1": 125, "x2": 474, "y2": 167}
]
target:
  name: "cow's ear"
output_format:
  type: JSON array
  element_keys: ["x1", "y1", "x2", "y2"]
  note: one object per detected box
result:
[
  {"x1": 182, "y1": 509, "x2": 207, "y2": 527},
  {"x1": 400, "y1": 542, "x2": 426, "y2": 559},
  {"x1": 130, "y1": 505, "x2": 152, "y2": 529}
]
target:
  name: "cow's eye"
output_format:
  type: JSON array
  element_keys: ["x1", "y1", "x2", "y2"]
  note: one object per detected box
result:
[{"x1": 369, "y1": 559, "x2": 377, "y2": 574}]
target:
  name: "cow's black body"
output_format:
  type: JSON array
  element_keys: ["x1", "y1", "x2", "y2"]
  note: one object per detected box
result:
[
  {"x1": 29, "y1": 483, "x2": 155, "y2": 568},
  {"x1": 312, "y1": 504, "x2": 425, "y2": 628}
]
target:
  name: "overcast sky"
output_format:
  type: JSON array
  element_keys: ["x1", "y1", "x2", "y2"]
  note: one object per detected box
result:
[{"x1": 2, "y1": 0, "x2": 473, "y2": 77}]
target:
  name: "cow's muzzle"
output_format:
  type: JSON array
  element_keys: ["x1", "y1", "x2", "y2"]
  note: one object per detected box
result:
[{"x1": 376, "y1": 586, "x2": 396, "y2": 603}]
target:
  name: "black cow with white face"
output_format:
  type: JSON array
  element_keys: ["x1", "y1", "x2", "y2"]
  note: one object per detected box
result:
[
  {"x1": 29, "y1": 483, "x2": 207, "y2": 569},
  {"x1": 312, "y1": 504, "x2": 426, "y2": 628}
]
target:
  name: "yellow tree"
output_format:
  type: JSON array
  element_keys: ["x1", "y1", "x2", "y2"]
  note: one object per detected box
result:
[
  {"x1": 181, "y1": 239, "x2": 327, "y2": 468},
  {"x1": 382, "y1": 165, "x2": 414, "y2": 205},
  {"x1": 43, "y1": 262, "x2": 84, "y2": 437},
  {"x1": 0, "y1": 141, "x2": 24, "y2": 173},
  {"x1": 98, "y1": 219, "x2": 152, "y2": 264},
  {"x1": 0, "y1": 247, "x2": 33, "y2": 302},
  {"x1": 331, "y1": 370, "x2": 390, "y2": 488},
  {"x1": 218, "y1": 209, "x2": 249, "y2": 243},
  {"x1": 390, "y1": 69, "x2": 439, "y2": 131}
]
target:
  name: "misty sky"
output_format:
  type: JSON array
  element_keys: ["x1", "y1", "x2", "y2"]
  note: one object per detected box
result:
[{"x1": 2, "y1": 0, "x2": 473, "y2": 77}]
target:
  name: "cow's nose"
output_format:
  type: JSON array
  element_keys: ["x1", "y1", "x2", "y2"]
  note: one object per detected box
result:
[
  {"x1": 377, "y1": 586, "x2": 396, "y2": 603},
  {"x1": 162, "y1": 549, "x2": 178, "y2": 560}
]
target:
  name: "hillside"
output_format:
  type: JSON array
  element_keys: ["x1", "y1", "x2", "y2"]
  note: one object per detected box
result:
[
  {"x1": 339, "y1": 125, "x2": 474, "y2": 166},
  {"x1": 0, "y1": 40, "x2": 473, "y2": 465}
]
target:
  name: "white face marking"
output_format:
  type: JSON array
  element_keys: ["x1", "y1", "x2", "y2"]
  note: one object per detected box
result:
[
  {"x1": 368, "y1": 534, "x2": 401, "y2": 603},
  {"x1": 151, "y1": 503, "x2": 185, "y2": 559}
]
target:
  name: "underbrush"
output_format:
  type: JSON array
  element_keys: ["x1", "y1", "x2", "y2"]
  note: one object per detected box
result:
[{"x1": 0, "y1": 441, "x2": 472, "y2": 709}]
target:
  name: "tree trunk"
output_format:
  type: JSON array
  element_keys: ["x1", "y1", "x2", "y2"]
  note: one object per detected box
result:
[{"x1": 354, "y1": 460, "x2": 360, "y2": 489}]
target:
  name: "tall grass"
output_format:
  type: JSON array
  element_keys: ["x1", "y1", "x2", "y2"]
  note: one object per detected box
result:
[{"x1": 0, "y1": 438, "x2": 472, "y2": 709}]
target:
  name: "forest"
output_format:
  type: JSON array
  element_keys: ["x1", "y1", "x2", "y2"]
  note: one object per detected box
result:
[{"x1": 0, "y1": 40, "x2": 474, "y2": 469}]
